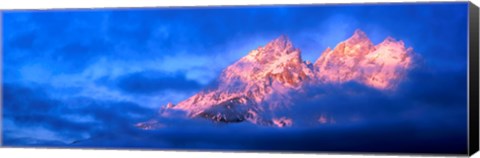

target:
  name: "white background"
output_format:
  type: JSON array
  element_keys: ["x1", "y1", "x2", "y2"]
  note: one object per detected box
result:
[{"x1": 0, "y1": 0, "x2": 479, "y2": 158}]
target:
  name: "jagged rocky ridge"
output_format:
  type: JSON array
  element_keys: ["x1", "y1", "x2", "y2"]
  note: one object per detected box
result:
[{"x1": 137, "y1": 29, "x2": 414, "y2": 129}]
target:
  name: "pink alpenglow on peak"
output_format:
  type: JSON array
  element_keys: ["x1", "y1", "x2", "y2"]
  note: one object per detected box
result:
[
  {"x1": 314, "y1": 29, "x2": 376, "y2": 84},
  {"x1": 172, "y1": 35, "x2": 312, "y2": 113},
  {"x1": 145, "y1": 29, "x2": 416, "y2": 128},
  {"x1": 315, "y1": 29, "x2": 414, "y2": 89}
]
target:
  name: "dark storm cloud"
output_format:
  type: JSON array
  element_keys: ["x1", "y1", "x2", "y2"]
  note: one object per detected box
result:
[
  {"x1": 397, "y1": 68, "x2": 468, "y2": 107},
  {"x1": 3, "y1": 84, "x2": 92, "y2": 140},
  {"x1": 67, "y1": 116, "x2": 466, "y2": 154},
  {"x1": 52, "y1": 40, "x2": 113, "y2": 73},
  {"x1": 1, "y1": 67, "x2": 468, "y2": 154},
  {"x1": 97, "y1": 70, "x2": 203, "y2": 95},
  {"x1": 3, "y1": 11, "x2": 110, "y2": 74},
  {"x1": 61, "y1": 65, "x2": 468, "y2": 154},
  {"x1": 6, "y1": 31, "x2": 37, "y2": 50},
  {"x1": 2, "y1": 83, "x2": 156, "y2": 146}
]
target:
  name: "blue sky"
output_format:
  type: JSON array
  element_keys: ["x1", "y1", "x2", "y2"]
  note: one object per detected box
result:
[{"x1": 2, "y1": 2, "x2": 470, "y2": 154}]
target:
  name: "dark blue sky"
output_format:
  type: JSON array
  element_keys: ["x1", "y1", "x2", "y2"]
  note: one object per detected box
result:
[{"x1": 2, "y1": 2, "x2": 469, "y2": 154}]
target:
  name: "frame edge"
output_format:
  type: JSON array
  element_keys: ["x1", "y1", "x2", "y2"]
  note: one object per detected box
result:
[{"x1": 469, "y1": 1, "x2": 479, "y2": 156}]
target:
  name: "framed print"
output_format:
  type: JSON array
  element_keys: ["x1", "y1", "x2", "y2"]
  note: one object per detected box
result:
[{"x1": 1, "y1": 1, "x2": 479, "y2": 156}]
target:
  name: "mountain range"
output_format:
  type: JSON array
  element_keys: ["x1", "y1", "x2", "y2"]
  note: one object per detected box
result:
[{"x1": 137, "y1": 29, "x2": 415, "y2": 129}]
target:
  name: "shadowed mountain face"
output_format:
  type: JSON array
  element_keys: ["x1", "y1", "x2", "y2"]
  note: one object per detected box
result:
[{"x1": 139, "y1": 29, "x2": 415, "y2": 128}]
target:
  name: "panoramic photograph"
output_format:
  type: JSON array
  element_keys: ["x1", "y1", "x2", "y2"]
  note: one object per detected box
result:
[{"x1": 2, "y1": 2, "x2": 469, "y2": 154}]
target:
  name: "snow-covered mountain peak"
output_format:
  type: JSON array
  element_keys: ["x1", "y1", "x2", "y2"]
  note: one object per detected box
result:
[
  {"x1": 314, "y1": 29, "x2": 375, "y2": 83},
  {"x1": 142, "y1": 29, "x2": 416, "y2": 128},
  {"x1": 265, "y1": 34, "x2": 293, "y2": 51},
  {"x1": 343, "y1": 29, "x2": 375, "y2": 55},
  {"x1": 315, "y1": 29, "x2": 413, "y2": 89},
  {"x1": 349, "y1": 29, "x2": 369, "y2": 42},
  {"x1": 170, "y1": 35, "x2": 312, "y2": 121},
  {"x1": 244, "y1": 35, "x2": 300, "y2": 64}
]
